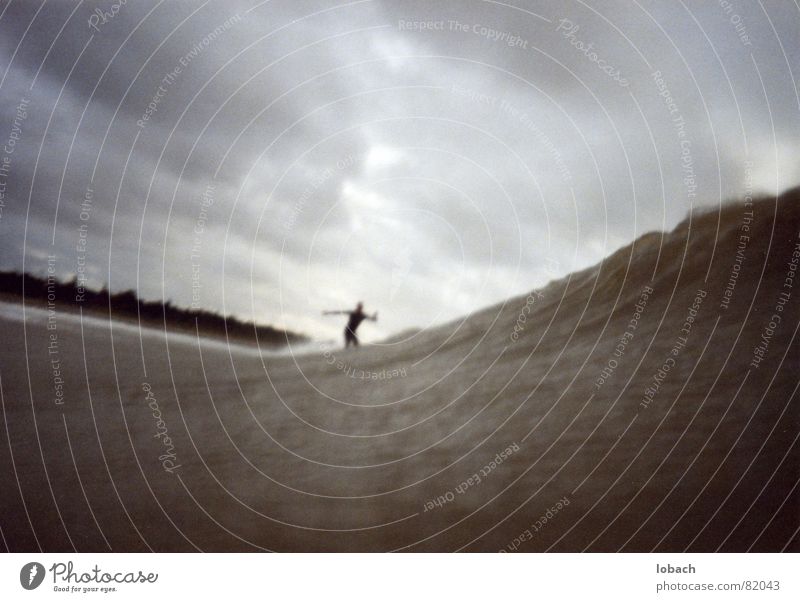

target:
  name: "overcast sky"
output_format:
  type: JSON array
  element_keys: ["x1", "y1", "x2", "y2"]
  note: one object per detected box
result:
[{"x1": 1, "y1": 0, "x2": 798, "y2": 340}]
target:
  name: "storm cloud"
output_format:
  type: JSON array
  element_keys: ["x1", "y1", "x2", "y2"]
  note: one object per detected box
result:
[{"x1": 1, "y1": 0, "x2": 798, "y2": 340}]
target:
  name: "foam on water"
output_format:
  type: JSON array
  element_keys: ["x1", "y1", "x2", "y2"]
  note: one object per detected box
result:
[{"x1": 0, "y1": 300, "x2": 319, "y2": 358}]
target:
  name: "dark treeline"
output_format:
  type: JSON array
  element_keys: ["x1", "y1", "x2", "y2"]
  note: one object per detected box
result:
[{"x1": 0, "y1": 271, "x2": 307, "y2": 347}]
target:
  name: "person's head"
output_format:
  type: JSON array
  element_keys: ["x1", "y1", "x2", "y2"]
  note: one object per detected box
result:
[{"x1": 356, "y1": 301, "x2": 363, "y2": 311}]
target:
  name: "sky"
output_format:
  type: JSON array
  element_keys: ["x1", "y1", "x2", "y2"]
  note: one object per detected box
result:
[{"x1": 0, "y1": 0, "x2": 798, "y2": 341}]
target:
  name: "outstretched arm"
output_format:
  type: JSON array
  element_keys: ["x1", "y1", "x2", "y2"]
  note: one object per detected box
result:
[
  {"x1": 322, "y1": 310, "x2": 348, "y2": 316},
  {"x1": 370, "y1": 312, "x2": 378, "y2": 321}
]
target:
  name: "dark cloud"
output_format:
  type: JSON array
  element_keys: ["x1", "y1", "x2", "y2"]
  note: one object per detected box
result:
[{"x1": 1, "y1": 0, "x2": 798, "y2": 339}]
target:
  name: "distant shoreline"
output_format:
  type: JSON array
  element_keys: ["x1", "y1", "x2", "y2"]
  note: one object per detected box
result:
[{"x1": 0, "y1": 272, "x2": 307, "y2": 348}]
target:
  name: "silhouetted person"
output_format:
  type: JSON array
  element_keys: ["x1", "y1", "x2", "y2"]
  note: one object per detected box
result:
[{"x1": 323, "y1": 302, "x2": 377, "y2": 348}]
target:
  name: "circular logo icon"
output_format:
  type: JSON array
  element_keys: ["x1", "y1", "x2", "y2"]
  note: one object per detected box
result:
[{"x1": 20, "y1": 562, "x2": 45, "y2": 590}]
